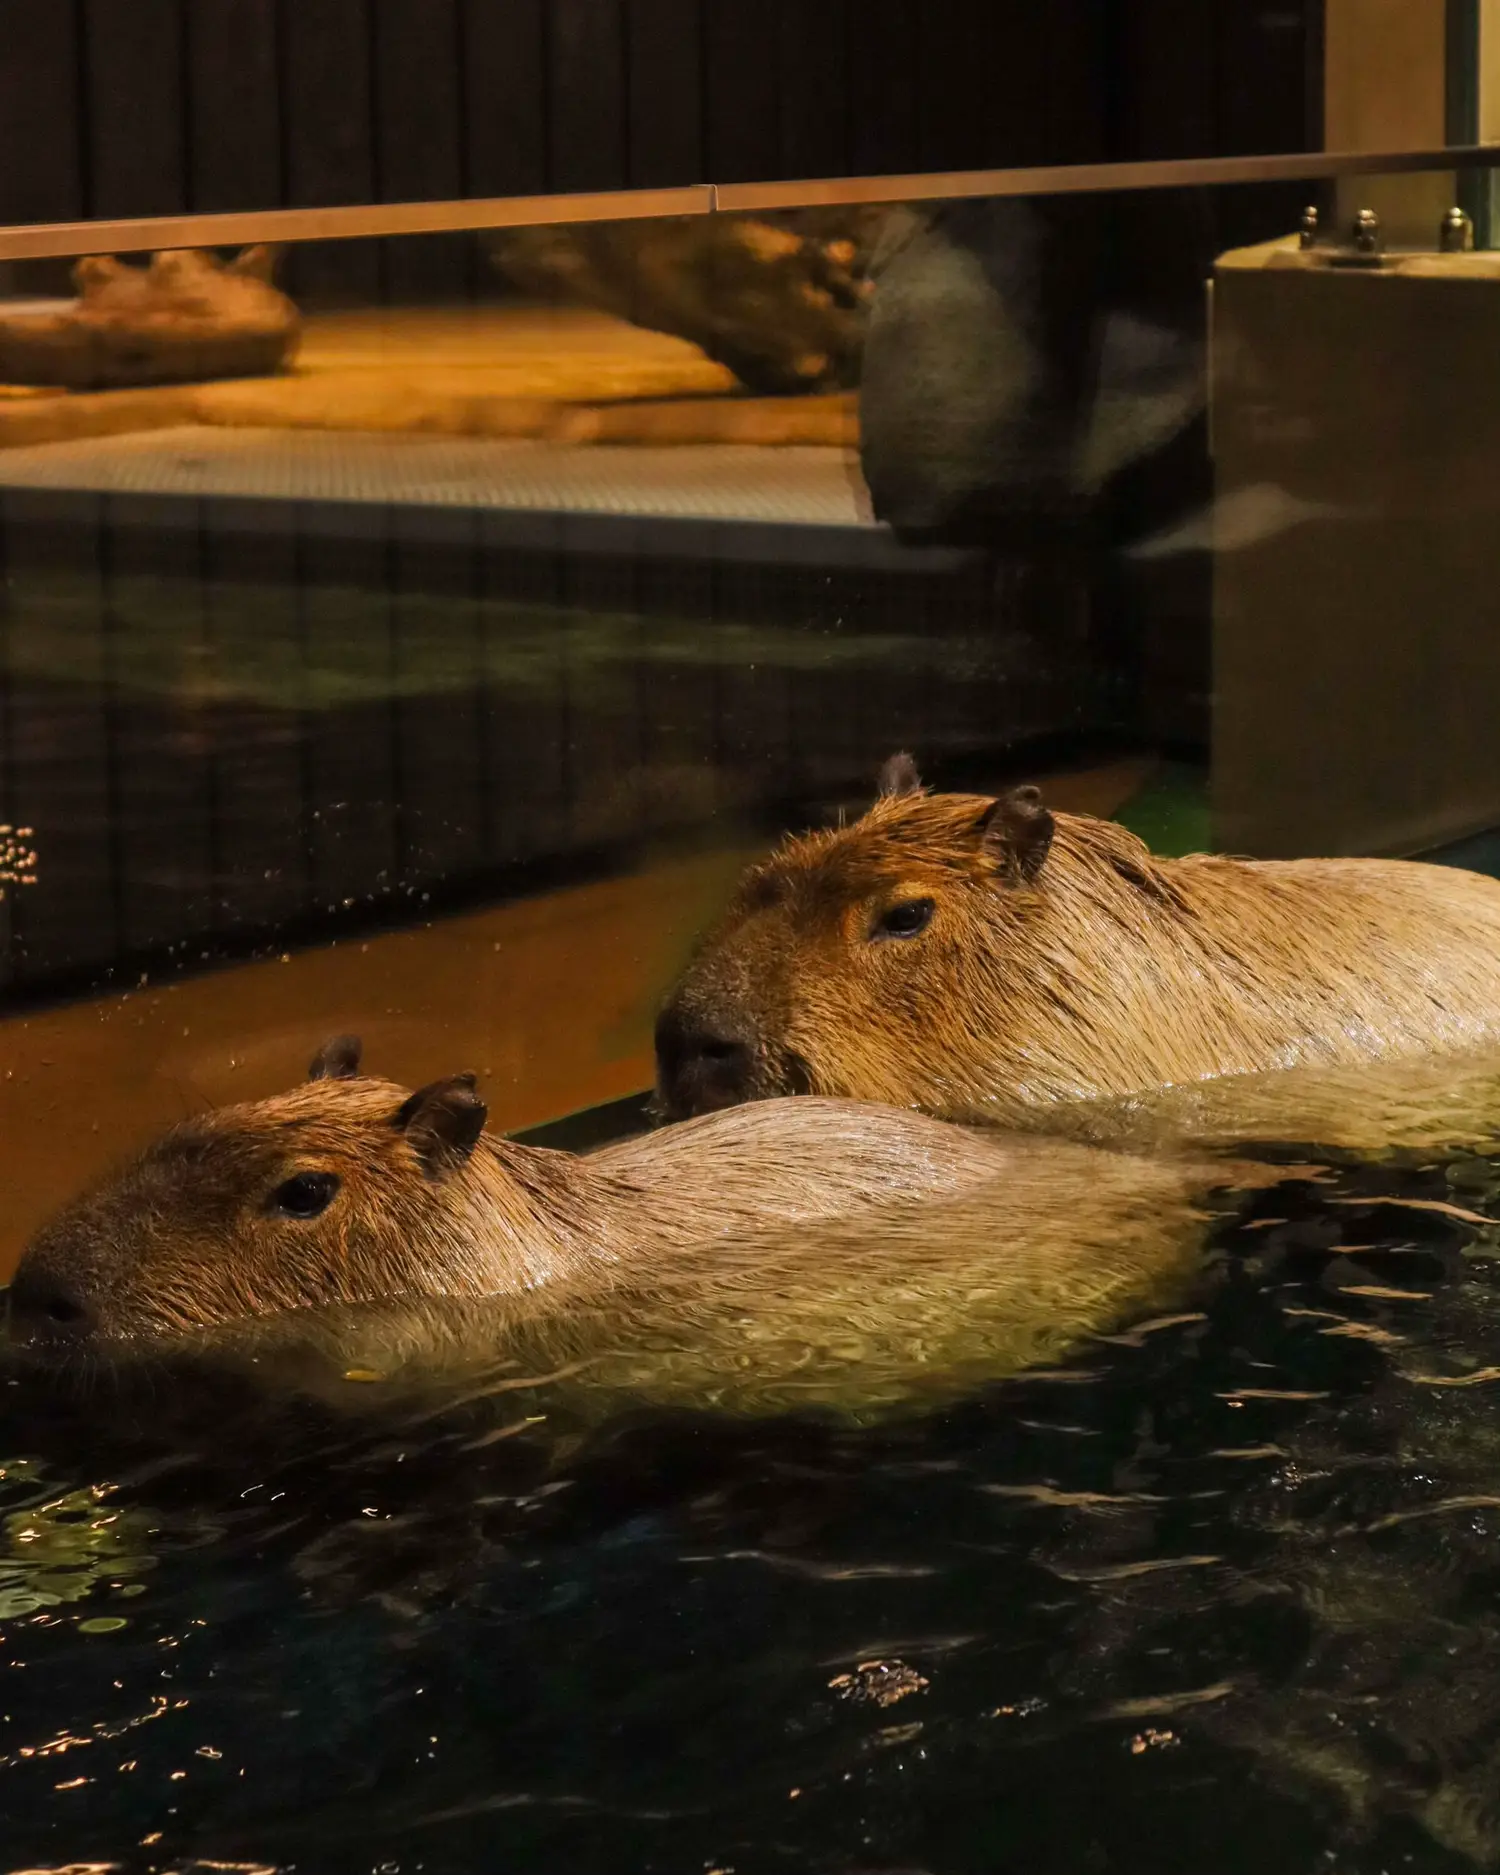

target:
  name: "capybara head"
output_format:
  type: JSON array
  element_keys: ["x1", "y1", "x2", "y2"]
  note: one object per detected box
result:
[
  {"x1": 8, "y1": 1037, "x2": 496, "y2": 1350},
  {"x1": 655, "y1": 753, "x2": 1083, "y2": 1118}
]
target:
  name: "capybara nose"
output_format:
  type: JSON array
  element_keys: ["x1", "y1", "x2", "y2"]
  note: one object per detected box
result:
[
  {"x1": 7, "y1": 1262, "x2": 97, "y2": 1346},
  {"x1": 654, "y1": 1001, "x2": 757, "y2": 1118}
]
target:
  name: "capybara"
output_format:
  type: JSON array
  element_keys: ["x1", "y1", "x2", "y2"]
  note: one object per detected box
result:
[
  {"x1": 6, "y1": 1037, "x2": 1289, "y2": 1420},
  {"x1": 655, "y1": 754, "x2": 1500, "y2": 1146}
]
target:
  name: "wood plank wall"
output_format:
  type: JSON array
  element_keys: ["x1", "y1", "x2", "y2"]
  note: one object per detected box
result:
[{"x1": 0, "y1": 0, "x2": 1321, "y2": 233}]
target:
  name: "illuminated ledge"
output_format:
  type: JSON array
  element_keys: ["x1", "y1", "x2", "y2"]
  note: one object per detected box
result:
[{"x1": 0, "y1": 424, "x2": 869, "y2": 528}]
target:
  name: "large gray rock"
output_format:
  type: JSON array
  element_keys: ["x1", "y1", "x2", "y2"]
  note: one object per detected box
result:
[{"x1": 858, "y1": 199, "x2": 1208, "y2": 541}]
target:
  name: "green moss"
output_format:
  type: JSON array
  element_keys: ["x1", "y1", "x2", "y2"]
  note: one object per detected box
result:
[
  {"x1": 0, "y1": 576, "x2": 968, "y2": 713},
  {"x1": 1113, "y1": 762, "x2": 1212, "y2": 857},
  {"x1": 0, "y1": 1481, "x2": 157, "y2": 1620}
]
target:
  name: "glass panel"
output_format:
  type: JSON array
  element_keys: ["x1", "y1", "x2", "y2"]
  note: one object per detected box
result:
[
  {"x1": 10, "y1": 156, "x2": 1500, "y2": 1871},
  {"x1": 4, "y1": 169, "x2": 1500, "y2": 1181}
]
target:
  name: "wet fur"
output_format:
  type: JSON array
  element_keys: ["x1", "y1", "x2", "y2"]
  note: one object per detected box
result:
[{"x1": 11, "y1": 1073, "x2": 1289, "y2": 1420}]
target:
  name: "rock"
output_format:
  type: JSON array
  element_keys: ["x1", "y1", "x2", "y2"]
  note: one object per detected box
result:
[
  {"x1": 0, "y1": 246, "x2": 301, "y2": 390},
  {"x1": 488, "y1": 210, "x2": 884, "y2": 396},
  {"x1": 858, "y1": 198, "x2": 1208, "y2": 542}
]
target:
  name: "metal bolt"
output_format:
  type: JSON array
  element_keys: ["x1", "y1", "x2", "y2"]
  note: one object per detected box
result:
[
  {"x1": 1352, "y1": 208, "x2": 1382, "y2": 253},
  {"x1": 1299, "y1": 204, "x2": 1319, "y2": 249},
  {"x1": 1441, "y1": 206, "x2": 1474, "y2": 252}
]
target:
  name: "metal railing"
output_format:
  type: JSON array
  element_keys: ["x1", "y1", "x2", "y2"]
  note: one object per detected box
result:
[{"x1": 0, "y1": 144, "x2": 1494, "y2": 261}]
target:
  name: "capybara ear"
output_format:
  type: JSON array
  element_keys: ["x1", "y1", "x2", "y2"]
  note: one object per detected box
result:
[
  {"x1": 233, "y1": 244, "x2": 278, "y2": 282},
  {"x1": 308, "y1": 1034, "x2": 363, "y2": 1082},
  {"x1": 393, "y1": 1074, "x2": 488, "y2": 1175},
  {"x1": 977, "y1": 784, "x2": 1055, "y2": 884},
  {"x1": 876, "y1": 751, "x2": 923, "y2": 798}
]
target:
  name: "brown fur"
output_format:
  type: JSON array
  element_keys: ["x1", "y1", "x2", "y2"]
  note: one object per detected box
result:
[
  {"x1": 1018, "y1": 1043, "x2": 1500, "y2": 1157},
  {"x1": 655, "y1": 759, "x2": 1500, "y2": 1132},
  {"x1": 7, "y1": 1042, "x2": 1287, "y2": 1420}
]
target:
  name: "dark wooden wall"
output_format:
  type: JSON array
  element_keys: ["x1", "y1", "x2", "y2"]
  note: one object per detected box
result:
[{"x1": 0, "y1": 0, "x2": 1322, "y2": 230}]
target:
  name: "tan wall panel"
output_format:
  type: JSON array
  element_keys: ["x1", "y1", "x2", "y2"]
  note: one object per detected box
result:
[
  {"x1": 1211, "y1": 240, "x2": 1500, "y2": 859},
  {"x1": 1483, "y1": 0, "x2": 1500, "y2": 138},
  {"x1": 1326, "y1": 0, "x2": 1451, "y2": 242},
  {"x1": 1326, "y1": 0, "x2": 1447, "y2": 149}
]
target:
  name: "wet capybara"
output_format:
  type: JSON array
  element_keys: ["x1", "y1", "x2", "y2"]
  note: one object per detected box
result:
[
  {"x1": 655, "y1": 755, "x2": 1500, "y2": 1140},
  {"x1": 7, "y1": 1037, "x2": 1289, "y2": 1419}
]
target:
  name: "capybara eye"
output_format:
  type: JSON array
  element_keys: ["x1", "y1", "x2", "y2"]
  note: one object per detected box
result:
[
  {"x1": 270, "y1": 1171, "x2": 342, "y2": 1220},
  {"x1": 872, "y1": 898, "x2": 935, "y2": 941}
]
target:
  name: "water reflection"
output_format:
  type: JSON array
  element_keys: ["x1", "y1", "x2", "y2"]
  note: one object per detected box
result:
[
  {"x1": 0, "y1": 1465, "x2": 154, "y2": 1622},
  {"x1": 3, "y1": 1135, "x2": 1500, "y2": 1869},
  {"x1": 0, "y1": 484, "x2": 1104, "y2": 998}
]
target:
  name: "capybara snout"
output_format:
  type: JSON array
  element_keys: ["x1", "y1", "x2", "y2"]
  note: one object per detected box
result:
[
  {"x1": 653, "y1": 996, "x2": 759, "y2": 1117},
  {"x1": 653, "y1": 993, "x2": 813, "y2": 1120},
  {"x1": 7, "y1": 1253, "x2": 98, "y2": 1347}
]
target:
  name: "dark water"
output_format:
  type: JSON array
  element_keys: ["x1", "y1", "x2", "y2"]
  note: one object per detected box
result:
[{"x1": 6, "y1": 1147, "x2": 1500, "y2": 1874}]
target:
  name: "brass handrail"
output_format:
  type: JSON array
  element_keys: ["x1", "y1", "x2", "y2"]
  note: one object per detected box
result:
[{"x1": 0, "y1": 146, "x2": 1494, "y2": 262}]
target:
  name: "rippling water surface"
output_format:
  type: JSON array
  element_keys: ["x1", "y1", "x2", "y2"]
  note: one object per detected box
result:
[{"x1": 6, "y1": 1145, "x2": 1500, "y2": 1875}]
